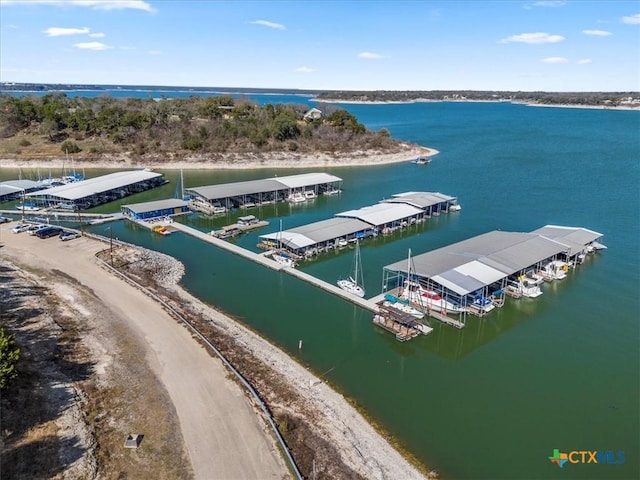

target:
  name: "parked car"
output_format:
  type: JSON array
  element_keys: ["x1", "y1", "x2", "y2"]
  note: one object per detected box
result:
[
  {"x1": 0, "y1": 216, "x2": 11, "y2": 224},
  {"x1": 11, "y1": 223, "x2": 31, "y2": 233},
  {"x1": 27, "y1": 223, "x2": 49, "y2": 235},
  {"x1": 59, "y1": 230, "x2": 81, "y2": 241},
  {"x1": 35, "y1": 226, "x2": 63, "y2": 239}
]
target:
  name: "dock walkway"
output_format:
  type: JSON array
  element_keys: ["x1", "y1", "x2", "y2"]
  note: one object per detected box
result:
[{"x1": 170, "y1": 222, "x2": 380, "y2": 312}]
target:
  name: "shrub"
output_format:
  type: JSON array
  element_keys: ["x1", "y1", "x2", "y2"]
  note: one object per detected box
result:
[{"x1": 0, "y1": 328, "x2": 20, "y2": 390}]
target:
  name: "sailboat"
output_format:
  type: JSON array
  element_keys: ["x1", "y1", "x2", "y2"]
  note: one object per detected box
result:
[
  {"x1": 337, "y1": 240, "x2": 365, "y2": 297},
  {"x1": 270, "y1": 219, "x2": 296, "y2": 268}
]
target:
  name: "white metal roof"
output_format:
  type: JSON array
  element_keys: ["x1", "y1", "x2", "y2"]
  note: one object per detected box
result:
[
  {"x1": 1, "y1": 179, "x2": 40, "y2": 189},
  {"x1": 336, "y1": 202, "x2": 424, "y2": 226},
  {"x1": 431, "y1": 261, "x2": 507, "y2": 296},
  {"x1": 25, "y1": 170, "x2": 162, "y2": 201},
  {"x1": 384, "y1": 227, "x2": 592, "y2": 295},
  {"x1": 260, "y1": 217, "x2": 371, "y2": 249},
  {"x1": 186, "y1": 172, "x2": 342, "y2": 200},
  {"x1": 274, "y1": 172, "x2": 342, "y2": 189},
  {"x1": 531, "y1": 225, "x2": 604, "y2": 255},
  {"x1": 261, "y1": 231, "x2": 317, "y2": 249},
  {"x1": 382, "y1": 191, "x2": 456, "y2": 208}
]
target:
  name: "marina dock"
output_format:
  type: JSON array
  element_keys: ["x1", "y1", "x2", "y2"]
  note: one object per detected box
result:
[{"x1": 169, "y1": 222, "x2": 380, "y2": 312}]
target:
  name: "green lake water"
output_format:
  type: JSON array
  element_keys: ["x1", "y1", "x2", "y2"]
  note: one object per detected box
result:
[{"x1": 2, "y1": 99, "x2": 638, "y2": 479}]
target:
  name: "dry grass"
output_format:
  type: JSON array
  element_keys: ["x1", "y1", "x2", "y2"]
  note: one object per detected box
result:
[{"x1": 0, "y1": 261, "x2": 193, "y2": 480}]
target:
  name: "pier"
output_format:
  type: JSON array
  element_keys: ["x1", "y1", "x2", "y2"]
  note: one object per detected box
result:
[{"x1": 169, "y1": 223, "x2": 380, "y2": 312}]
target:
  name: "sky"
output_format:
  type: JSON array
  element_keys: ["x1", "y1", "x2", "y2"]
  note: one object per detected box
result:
[{"x1": 1, "y1": 0, "x2": 639, "y2": 92}]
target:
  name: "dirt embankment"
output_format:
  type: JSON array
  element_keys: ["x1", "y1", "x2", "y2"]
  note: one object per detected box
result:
[{"x1": 1, "y1": 230, "x2": 435, "y2": 480}]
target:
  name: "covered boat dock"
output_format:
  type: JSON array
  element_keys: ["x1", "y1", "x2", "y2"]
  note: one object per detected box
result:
[
  {"x1": 24, "y1": 170, "x2": 166, "y2": 210},
  {"x1": 380, "y1": 191, "x2": 460, "y2": 215},
  {"x1": 121, "y1": 198, "x2": 191, "y2": 221},
  {"x1": 382, "y1": 225, "x2": 606, "y2": 328},
  {"x1": 184, "y1": 172, "x2": 343, "y2": 211},
  {"x1": 260, "y1": 217, "x2": 375, "y2": 258},
  {"x1": 259, "y1": 190, "x2": 459, "y2": 258},
  {"x1": 0, "y1": 180, "x2": 44, "y2": 203}
]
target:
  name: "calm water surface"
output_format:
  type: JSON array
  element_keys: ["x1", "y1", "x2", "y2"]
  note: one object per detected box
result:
[{"x1": 2, "y1": 97, "x2": 638, "y2": 479}]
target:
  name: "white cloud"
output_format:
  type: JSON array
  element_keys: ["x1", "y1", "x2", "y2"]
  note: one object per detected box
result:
[
  {"x1": 541, "y1": 56, "x2": 568, "y2": 64},
  {"x1": 148, "y1": 50, "x2": 161, "y2": 55},
  {"x1": 44, "y1": 26, "x2": 90, "y2": 37},
  {"x1": 531, "y1": 1, "x2": 566, "y2": 6},
  {"x1": 295, "y1": 66, "x2": 314, "y2": 73},
  {"x1": 500, "y1": 32, "x2": 565, "y2": 44},
  {"x1": 250, "y1": 20, "x2": 286, "y2": 30},
  {"x1": 89, "y1": 32, "x2": 105, "y2": 38},
  {"x1": 582, "y1": 29, "x2": 612, "y2": 36},
  {"x1": 524, "y1": 1, "x2": 566, "y2": 9},
  {"x1": 1, "y1": 1, "x2": 156, "y2": 13},
  {"x1": 577, "y1": 59, "x2": 592, "y2": 64},
  {"x1": 621, "y1": 13, "x2": 640, "y2": 24},
  {"x1": 73, "y1": 41, "x2": 111, "y2": 50},
  {"x1": 358, "y1": 51, "x2": 384, "y2": 59}
]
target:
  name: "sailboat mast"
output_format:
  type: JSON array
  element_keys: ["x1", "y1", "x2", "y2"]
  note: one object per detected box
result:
[{"x1": 180, "y1": 168, "x2": 184, "y2": 200}]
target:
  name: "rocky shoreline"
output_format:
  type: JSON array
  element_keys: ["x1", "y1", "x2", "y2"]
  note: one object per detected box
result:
[{"x1": 0, "y1": 145, "x2": 438, "y2": 171}]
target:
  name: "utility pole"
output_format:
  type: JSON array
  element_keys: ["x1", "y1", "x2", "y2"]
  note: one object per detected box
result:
[{"x1": 106, "y1": 226, "x2": 113, "y2": 266}]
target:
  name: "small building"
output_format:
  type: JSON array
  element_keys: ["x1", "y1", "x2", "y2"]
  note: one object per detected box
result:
[
  {"x1": 121, "y1": 198, "x2": 190, "y2": 220},
  {"x1": 303, "y1": 107, "x2": 323, "y2": 121}
]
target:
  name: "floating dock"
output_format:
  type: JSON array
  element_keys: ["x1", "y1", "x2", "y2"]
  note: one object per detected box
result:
[{"x1": 372, "y1": 304, "x2": 433, "y2": 342}]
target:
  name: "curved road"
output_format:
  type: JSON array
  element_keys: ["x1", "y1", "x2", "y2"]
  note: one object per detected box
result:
[{"x1": 1, "y1": 227, "x2": 290, "y2": 480}]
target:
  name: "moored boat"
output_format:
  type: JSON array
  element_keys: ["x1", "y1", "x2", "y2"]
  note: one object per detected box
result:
[{"x1": 337, "y1": 240, "x2": 365, "y2": 297}]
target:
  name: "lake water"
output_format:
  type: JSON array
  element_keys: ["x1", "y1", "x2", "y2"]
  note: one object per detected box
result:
[{"x1": 2, "y1": 92, "x2": 638, "y2": 479}]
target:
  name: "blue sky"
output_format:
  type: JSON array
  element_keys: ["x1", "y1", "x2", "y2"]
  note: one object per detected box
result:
[{"x1": 1, "y1": 0, "x2": 638, "y2": 91}]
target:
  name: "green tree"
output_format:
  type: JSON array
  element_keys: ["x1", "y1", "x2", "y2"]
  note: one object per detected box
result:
[{"x1": 0, "y1": 328, "x2": 20, "y2": 390}]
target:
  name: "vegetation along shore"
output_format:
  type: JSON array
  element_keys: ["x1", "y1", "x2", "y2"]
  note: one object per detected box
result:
[{"x1": 0, "y1": 91, "x2": 433, "y2": 168}]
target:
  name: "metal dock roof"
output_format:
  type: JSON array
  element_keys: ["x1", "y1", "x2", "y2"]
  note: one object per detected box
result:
[
  {"x1": 381, "y1": 191, "x2": 456, "y2": 208},
  {"x1": 384, "y1": 230, "x2": 578, "y2": 295},
  {"x1": 122, "y1": 198, "x2": 189, "y2": 214},
  {"x1": 25, "y1": 170, "x2": 162, "y2": 201},
  {"x1": 186, "y1": 172, "x2": 342, "y2": 200},
  {"x1": 531, "y1": 225, "x2": 604, "y2": 255},
  {"x1": 336, "y1": 202, "x2": 424, "y2": 226},
  {"x1": 261, "y1": 217, "x2": 371, "y2": 249}
]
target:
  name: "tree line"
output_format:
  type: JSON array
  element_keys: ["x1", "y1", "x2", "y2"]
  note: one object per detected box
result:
[
  {"x1": 315, "y1": 90, "x2": 640, "y2": 107},
  {"x1": 0, "y1": 94, "x2": 398, "y2": 159}
]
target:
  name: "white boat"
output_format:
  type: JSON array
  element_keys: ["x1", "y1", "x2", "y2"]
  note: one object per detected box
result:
[
  {"x1": 383, "y1": 300, "x2": 425, "y2": 319},
  {"x1": 337, "y1": 241, "x2": 365, "y2": 297},
  {"x1": 400, "y1": 249, "x2": 466, "y2": 313},
  {"x1": 507, "y1": 280, "x2": 543, "y2": 298},
  {"x1": 411, "y1": 156, "x2": 432, "y2": 165},
  {"x1": 271, "y1": 251, "x2": 296, "y2": 268},
  {"x1": 304, "y1": 190, "x2": 316, "y2": 199},
  {"x1": 323, "y1": 188, "x2": 341, "y2": 196},
  {"x1": 449, "y1": 203, "x2": 462, "y2": 212},
  {"x1": 524, "y1": 269, "x2": 545, "y2": 286},
  {"x1": 541, "y1": 260, "x2": 569, "y2": 281},
  {"x1": 287, "y1": 191, "x2": 306, "y2": 203}
]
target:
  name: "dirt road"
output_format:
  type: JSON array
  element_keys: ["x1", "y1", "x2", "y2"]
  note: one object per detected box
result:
[{"x1": 0, "y1": 227, "x2": 290, "y2": 480}]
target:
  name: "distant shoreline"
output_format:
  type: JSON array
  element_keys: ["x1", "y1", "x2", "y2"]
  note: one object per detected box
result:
[
  {"x1": 315, "y1": 98, "x2": 640, "y2": 111},
  {"x1": 0, "y1": 145, "x2": 439, "y2": 171}
]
